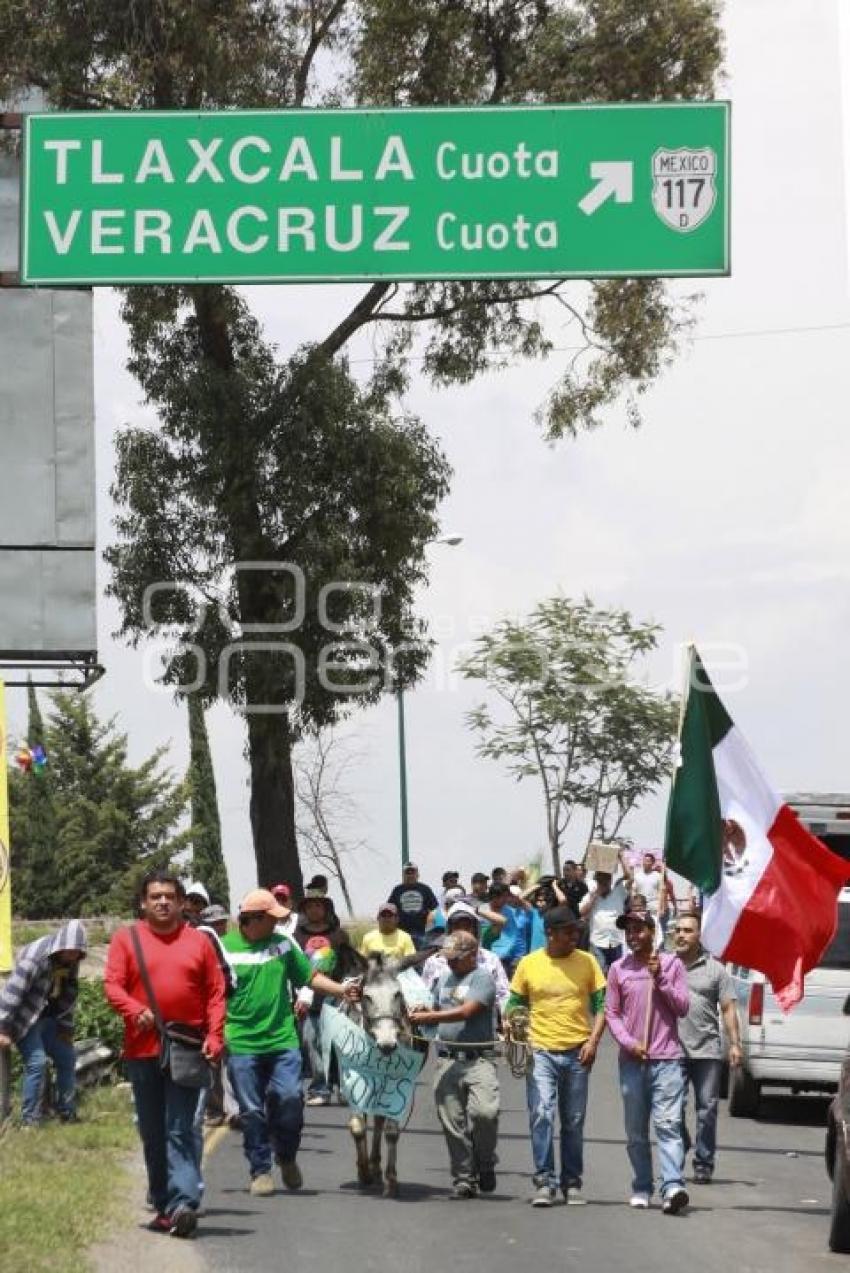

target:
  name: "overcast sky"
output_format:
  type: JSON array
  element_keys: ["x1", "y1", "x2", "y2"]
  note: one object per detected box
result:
[{"x1": 8, "y1": 0, "x2": 850, "y2": 916}]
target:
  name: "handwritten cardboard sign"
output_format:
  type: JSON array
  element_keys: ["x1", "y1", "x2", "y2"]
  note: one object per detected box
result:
[{"x1": 320, "y1": 1003, "x2": 424, "y2": 1120}]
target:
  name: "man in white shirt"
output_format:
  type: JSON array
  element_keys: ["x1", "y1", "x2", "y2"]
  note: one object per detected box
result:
[
  {"x1": 421, "y1": 903, "x2": 509, "y2": 1015},
  {"x1": 631, "y1": 852, "x2": 667, "y2": 946},
  {"x1": 578, "y1": 851, "x2": 633, "y2": 972}
]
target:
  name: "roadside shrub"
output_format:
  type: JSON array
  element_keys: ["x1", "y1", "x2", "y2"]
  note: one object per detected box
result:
[{"x1": 75, "y1": 979, "x2": 124, "y2": 1057}]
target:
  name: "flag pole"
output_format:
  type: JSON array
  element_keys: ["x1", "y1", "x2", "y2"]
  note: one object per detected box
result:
[
  {"x1": 641, "y1": 978, "x2": 653, "y2": 1058},
  {"x1": 663, "y1": 642, "x2": 696, "y2": 940},
  {"x1": 676, "y1": 640, "x2": 696, "y2": 746}
]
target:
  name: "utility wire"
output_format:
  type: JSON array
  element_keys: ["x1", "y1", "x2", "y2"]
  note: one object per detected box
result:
[{"x1": 347, "y1": 317, "x2": 850, "y2": 368}]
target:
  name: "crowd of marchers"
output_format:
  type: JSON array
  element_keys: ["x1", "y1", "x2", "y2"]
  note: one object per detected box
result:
[{"x1": 0, "y1": 849, "x2": 742, "y2": 1238}]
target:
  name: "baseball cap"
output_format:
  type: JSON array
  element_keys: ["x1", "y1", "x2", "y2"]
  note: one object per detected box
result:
[
  {"x1": 200, "y1": 904, "x2": 230, "y2": 925},
  {"x1": 403, "y1": 862, "x2": 418, "y2": 871},
  {"x1": 238, "y1": 888, "x2": 288, "y2": 919},
  {"x1": 185, "y1": 881, "x2": 210, "y2": 905},
  {"x1": 446, "y1": 901, "x2": 480, "y2": 931},
  {"x1": 303, "y1": 889, "x2": 331, "y2": 904},
  {"x1": 543, "y1": 905, "x2": 581, "y2": 930},
  {"x1": 378, "y1": 902, "x2": 399, "y2": 917},
  {"x1": 442, "y1": 869, "x2": 460, "y2": 883},
  {"x1": 616, "y1": 909, "x2": 655, "y2": 930},
  {"x1": 442, "y1": 931, "x2": 478, "y2": 961}
]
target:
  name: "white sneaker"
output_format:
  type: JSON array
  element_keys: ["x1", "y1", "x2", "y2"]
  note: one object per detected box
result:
[
  {"x1": 629, "y1": 1192, "x2": 650, "y2": 1209},
  {"x1": 564, "y1": 1187, "x2": 587, "y2": 1206}
]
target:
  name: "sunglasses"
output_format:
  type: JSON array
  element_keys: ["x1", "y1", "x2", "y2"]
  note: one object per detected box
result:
[{"x1": 239, "y1": 912, "x2": 267, "y2": 924}]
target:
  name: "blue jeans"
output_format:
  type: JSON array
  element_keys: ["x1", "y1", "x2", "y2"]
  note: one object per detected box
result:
[
  {"x1": 301, "y1": 1013, "x2": 331, "y2": 1099},
  {"x1": 18, "y1": 1016, "x2": 77, "y2": 1123},
  {"x1": 526, "y1": 1047, "x2": 589, "y2": 1191},
  {"x1": 590, "y1": 944, "x2": 621, "y2": 973},
  {"x1": 228, "y1": 1049, "x2": 304, "y2": 1177},
  {"x1": 126, "y1": 1058, "x2": 202, "y2": 1215},
  {"x1": 682, "y1": 1057, "x2": 722, "y2": 1174},
  {"x1": 619, "y1": 1056, "x2": 687, "y2": 1199}
]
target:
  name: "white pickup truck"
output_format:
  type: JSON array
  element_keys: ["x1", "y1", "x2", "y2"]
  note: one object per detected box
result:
[{"x1": 726, "y1": 793, "x2": 850, "y2": 1118}]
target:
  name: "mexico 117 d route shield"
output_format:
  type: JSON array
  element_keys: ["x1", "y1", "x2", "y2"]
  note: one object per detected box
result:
[{"x1": 20, "y1": 103, "x2": 730, "y2": 286}]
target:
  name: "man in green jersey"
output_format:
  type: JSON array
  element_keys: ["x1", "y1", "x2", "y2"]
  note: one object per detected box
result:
[{"x1": 223, "y1": 888, "x2": 357, "y2": 1197}]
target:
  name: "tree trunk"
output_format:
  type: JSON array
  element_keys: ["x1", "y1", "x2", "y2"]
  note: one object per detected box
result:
[
  {"x1": 549, "y1": 826, "x2": 562, "y2": 877},
  {"x1": 246, "y1": 711, "x2": 303, "y2": 897},
  {"x1": 331, "y1": 855, "x2": 355, "y2": 919}
]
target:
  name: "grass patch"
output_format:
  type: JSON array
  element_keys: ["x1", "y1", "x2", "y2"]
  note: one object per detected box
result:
[{"x1": 0, "y1": 1085, "x2": 137, "y2": 1273}]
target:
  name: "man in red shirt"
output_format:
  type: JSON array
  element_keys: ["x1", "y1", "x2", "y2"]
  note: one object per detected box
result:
[{"x1": 105, "y1": 871, "x2": 226, "y2": 1239}]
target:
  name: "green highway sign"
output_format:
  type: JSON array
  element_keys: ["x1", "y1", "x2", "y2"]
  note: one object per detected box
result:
[{"x1": 20, "y1": 104, "x2": 729, "y2": 286}]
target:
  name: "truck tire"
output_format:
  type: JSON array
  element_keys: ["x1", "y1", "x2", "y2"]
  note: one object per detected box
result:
[
  {"x1": 829, "y1": 1133, "x2": 850, "y2": 1253},
  {"x1": 728, "y1": 1064, "x2": 760, "y2": 1118}
]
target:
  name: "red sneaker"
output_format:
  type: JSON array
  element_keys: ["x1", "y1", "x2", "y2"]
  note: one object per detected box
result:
[{"x1": 148, "y1": 1214, "x2": 171, "y2": 1234}]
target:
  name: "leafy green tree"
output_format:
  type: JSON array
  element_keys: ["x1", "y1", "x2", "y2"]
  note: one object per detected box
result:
[
  {"x1": 8, "y1": 681, "x2": 57, "y2": 918},
  {"x1": 0, "y1": 1, "x2": 722, "y2": 888},
  {"x1": 458, "y1": 597, "x2": 679, "y2": 873},
  {"x1": 187, "y1": 693, "x2": 229, "y2": 908}
]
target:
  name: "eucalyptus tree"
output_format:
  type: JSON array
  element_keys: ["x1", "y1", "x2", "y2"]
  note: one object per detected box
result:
[{"x1": 0, "y1": 1, "x2": 722, "y2": 888}]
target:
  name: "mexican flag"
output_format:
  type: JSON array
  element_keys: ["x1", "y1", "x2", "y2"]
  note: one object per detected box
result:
[{"x1": 664, "y1": 648, "x2": 849, "y2": 1010}]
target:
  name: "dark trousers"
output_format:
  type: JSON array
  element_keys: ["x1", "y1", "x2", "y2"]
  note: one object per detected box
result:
[{"x1": 682, "y1": 1057, "x2": 723, "y2": 1174}]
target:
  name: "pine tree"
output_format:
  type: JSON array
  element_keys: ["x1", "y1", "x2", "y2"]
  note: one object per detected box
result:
[
  {"x1": 44, "y1": 693, "x2": 190, "y2": 916},
  {"x1": 8, "y1": 682, "x2": 58, "y2": 918},
  {"x1": 187, "y1": 694, "x2": 229, "y2": 909}
]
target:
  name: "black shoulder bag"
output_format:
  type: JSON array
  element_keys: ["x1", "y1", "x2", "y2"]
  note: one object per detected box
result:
[{"x1": 129, "y1": 924, "x2": 211, "y2": 1090}]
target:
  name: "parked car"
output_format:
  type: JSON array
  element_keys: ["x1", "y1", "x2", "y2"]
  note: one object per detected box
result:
[
  {"x1": 726, "y1": 892, "x2": 850, "y2": 1118},
  {"x1": 826, "y1": 1025, "x2": 850, "y2": 1252}
]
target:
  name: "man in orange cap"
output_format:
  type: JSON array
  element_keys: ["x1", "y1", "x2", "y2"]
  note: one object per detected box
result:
[{"x1": 222, "y1": 888, "x2": 357, "y2": 1197}]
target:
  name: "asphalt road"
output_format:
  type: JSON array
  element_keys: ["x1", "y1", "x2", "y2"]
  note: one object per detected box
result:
[{"x1": 197, "y1": 1039, "x2": 841, "y2": 1273}]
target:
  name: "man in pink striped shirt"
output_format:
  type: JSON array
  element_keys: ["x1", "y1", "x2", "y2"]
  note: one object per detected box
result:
[{"x1": 604, "y1": 909, "x2": 690, "y2": 1215}]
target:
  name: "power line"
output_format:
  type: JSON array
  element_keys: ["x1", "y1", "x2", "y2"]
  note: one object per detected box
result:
[{"x1": 347, "y1": 317, "x2": 850, "y2": 367}]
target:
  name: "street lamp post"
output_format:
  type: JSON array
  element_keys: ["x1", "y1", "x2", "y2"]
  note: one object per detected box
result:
[
  {"x1": 397, "y1": 687, "x2": 410, "y2": 868},
  {"x1": 396, "y1": 534, "x2": 463, "y2": 870}
]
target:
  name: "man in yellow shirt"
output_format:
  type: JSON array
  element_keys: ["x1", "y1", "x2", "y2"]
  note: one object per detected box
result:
[
  {"x1": 506, "y1": 905, "x2": 606, "y2": 1208},
  {"x1": 359, "y1": 903, "x2": 417, "y2": 960}
]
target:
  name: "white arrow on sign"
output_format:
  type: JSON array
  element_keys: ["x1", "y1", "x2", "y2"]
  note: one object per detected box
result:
[{"x1": 578, "y1": 161, "x2": 634, "y2": 216}]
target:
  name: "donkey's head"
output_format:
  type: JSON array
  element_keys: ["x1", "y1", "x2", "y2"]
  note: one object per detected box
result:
[
  {"x1": 345, "y1": 947, "x2": 436, "y2": 1054},
  {"x1": 359, "y1": 954, "x2": 409, "y2": 1054}
]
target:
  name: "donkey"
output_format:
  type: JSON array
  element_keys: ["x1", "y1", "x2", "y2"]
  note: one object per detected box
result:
[{"x1": 340, "y1": 950, "x2": 431, "y2": 1198}]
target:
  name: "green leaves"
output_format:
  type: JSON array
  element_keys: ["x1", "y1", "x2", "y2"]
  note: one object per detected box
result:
[
  {"x1": 0, "y1": 0, "x2": 722, "y2": 885},
  {"x1": 187, "y1": 694, "x2": 229, "y2": 908},
  {"x1": 8, "y1": 690, "x2": 189, "y2": 917},
  {"x1": 458, "y1": 596, "x2": 679, "y2": 870}
]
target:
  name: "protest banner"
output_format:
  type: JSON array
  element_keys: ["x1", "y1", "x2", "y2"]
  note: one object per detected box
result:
[{"x1": 321, "y1": 1003, "x2": 424, "y2": 1120}]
